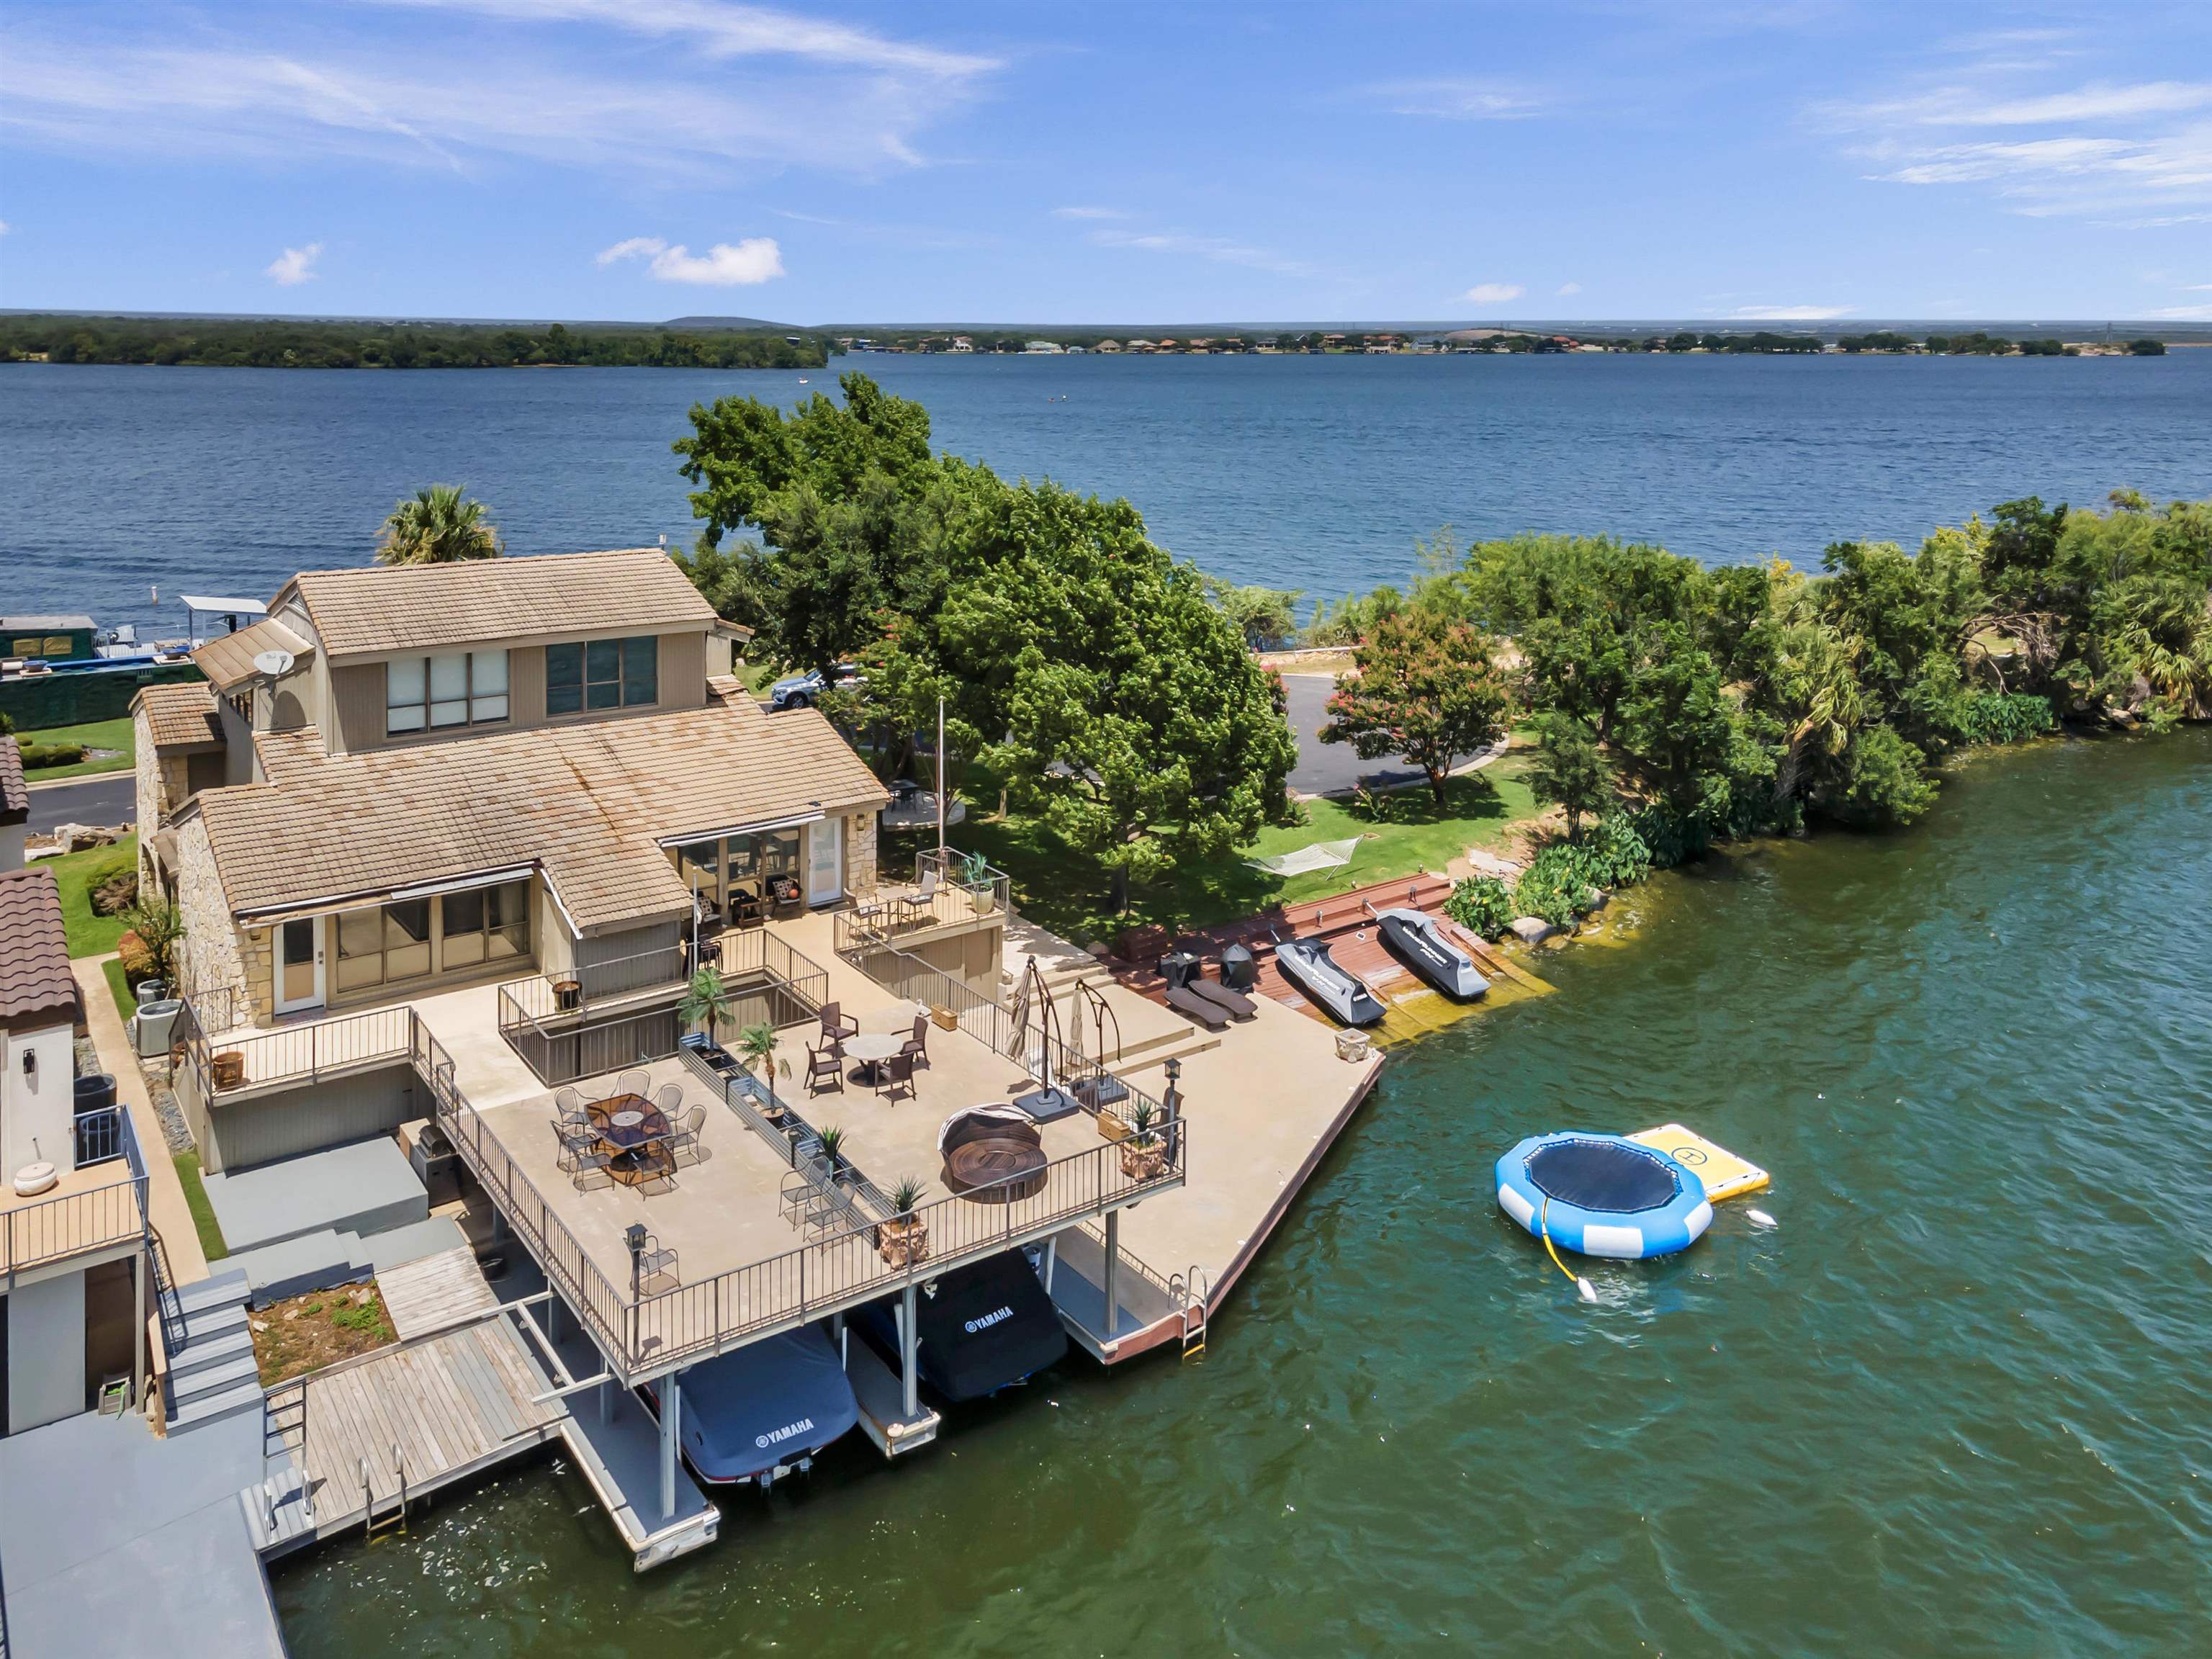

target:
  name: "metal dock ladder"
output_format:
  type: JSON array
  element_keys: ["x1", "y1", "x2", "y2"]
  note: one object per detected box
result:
[
  {"x1": 362, "y1": 1444, "x2": 410, "y2": 1543},
  {"x1": 1172, "y1": 1266, "x2": 1212, "y2": 1362}
]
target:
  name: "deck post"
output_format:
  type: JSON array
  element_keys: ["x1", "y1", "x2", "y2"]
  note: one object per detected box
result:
[
  {"x1": 660, "y1": 1374, "x2": 681, "y2": 1521},
  {"x1": 1103, "y1": 1210, "x2": 1121, "y2": 1341},
  {"x1": 900, "y1": 1284, "x2": 919, "y2": 1418},
  {"x1": 132, "y1": 1244, "x2": 148, "y2": 1408}
]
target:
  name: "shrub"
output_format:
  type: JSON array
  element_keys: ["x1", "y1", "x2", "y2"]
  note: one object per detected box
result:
[
  {"x1": 1571, "y1": 816, "x2": 1653, "y2": 889},
  {"x1": 116, "y1": 929, "x2": 154, "y2": 984},
  {"x1": 1956, "y1": 692, "x2": 2055, "y2": 746},
  {"x1": 117, "y1": 898, "x2": 184, "y2": 986},
  {"x1": 1444, "y1": 875, "x2": 1516, "y2": 940},
  {"x1": 1624, "y1": 803, "x2": 1711, "y2": 869},
  {"x1": 16, "y1": 741, "x2": 86, "y2": 769},
  {"x1": 89, "y1": 863, "x2": 139, "y2": 917}
]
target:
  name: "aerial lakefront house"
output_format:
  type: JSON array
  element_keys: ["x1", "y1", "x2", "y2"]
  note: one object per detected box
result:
[{"x1": 132, "y1": 548, "x2": 884, "y2": 1040}]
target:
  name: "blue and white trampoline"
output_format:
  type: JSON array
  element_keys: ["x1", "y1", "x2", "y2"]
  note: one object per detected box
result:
[{"x1": 1496, "y1": 1133, "x2": 1713, "y2": 1259}]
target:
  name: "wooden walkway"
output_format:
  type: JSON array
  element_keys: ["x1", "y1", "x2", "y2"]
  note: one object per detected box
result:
[
  {"x1": 378, "y1": 1246, "x2": 500, "y2": 1339},
  {"x1": 261, "y1": 1314, "x2": 566, "y2": 1547},
  {"x1": 1110, "y1": 871, "x2": 1551, "y2": 1027}
]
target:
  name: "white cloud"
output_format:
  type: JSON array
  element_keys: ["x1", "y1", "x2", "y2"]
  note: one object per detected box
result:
[
  {"x1": 0, "y1": 7, "x2": 996, "y2": 184},
  {"x1": 265, "y1": 242, "x2": 323, "y2": 284},
  {"x1": 1557, "y1": 282, "x2": 1581, "y2": 295},
  {"x1": 2148, "y1": 302, "x2": 2212, "y2": 318},
  {"x1": 0, "y1": 220, "x2": 10, "y2": 235},
  {"x1": 1828, "y1": 80, "x2": 2212, "y2": 129},
  {"x1": 1730, "y1": 305, "x2": 1853, "y2": 320},
  {"x1": 1053, "y1": 206, "x2": 1128, "y2": 220},
  {"x1": 1087, "y1": 228, "x2": 1308, "y2": 277},
  {"x1": 598, "y1": 235, "x2": 783, "y2": 285},
  {"x1": 1462, "y1": 283, "x2": 1524, "y2": 305},
  {"x1": 1361, "y1": 78, "x2": 1542, "y2": 120}
]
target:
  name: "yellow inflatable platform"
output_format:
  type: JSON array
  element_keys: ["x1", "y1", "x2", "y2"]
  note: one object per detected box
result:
[{"x1": 1627, "y1": 1123, "x2": 1770, "y2": 1205}]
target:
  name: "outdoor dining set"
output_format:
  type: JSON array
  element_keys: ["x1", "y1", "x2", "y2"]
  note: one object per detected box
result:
[
  {"x1": 804, "y1": 1001, "x2": 932, "y2": 1104},
  {"x1": 552, "y1": 1070, "x2": 707, "y2": 1195}
]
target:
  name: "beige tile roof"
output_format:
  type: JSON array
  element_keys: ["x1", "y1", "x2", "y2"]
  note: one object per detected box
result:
[
  {"x1": 197, "y1": 682, "x2": 888, "y2": 933},
  {"x1": 285, "y1": 549, "x2": 719, "y2": 662},
  {"x1": 133, "y1": 683, "x2": 228, "y2": 751},
  {"x1": 0, "y1": 739, "x2": 24, "y2": 826},
  {"x1": 190, "y1": 617, "x2": 312, "y2": 693},
  {"x1": 0, "y1": 867, "x2": 78, "y2": 1032}
]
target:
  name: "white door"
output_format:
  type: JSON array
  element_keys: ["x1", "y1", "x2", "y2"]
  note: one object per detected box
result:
[
  {"x1": 806, "y1": 821, "x2": 843, "y2": 907},
  {"x1": 274, "y1": 916, "x2": 325, "y2": 1014}
]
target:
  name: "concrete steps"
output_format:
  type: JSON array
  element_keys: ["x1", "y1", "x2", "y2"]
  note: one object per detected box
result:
[{"x1": 164, "y1": 1269, "x2": 265, "y2": 1434}]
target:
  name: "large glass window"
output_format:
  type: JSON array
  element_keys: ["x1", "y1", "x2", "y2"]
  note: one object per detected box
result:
[
  {"x1": 387, "y1": 650, "x2": 508, "y2": 734},
  {"x1": 547, "y1": 636, "x2": 657, "y2": 716},
  {"x1": 669, "y1": 829, "x2": 801, "y2": 918},
  {"x1": 439, "y1": 878, "x2": 531, "y2": 970},
  {"x1": 334, "y1": 898, "x2": 433, "y2": 989}
]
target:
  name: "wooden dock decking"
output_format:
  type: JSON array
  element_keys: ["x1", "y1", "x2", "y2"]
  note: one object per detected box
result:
[
  {"x1": 253, "y1": 1313, "x2": 567, "y2": 1552},
  {"x1": 378, "y1": 1246, "x2": 501, "y2": 1339}
]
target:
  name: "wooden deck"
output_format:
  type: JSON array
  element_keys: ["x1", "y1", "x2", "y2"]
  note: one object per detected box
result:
[
  {"x1": 1109, "y1": 871, "x2": 1552, "y2": 1030},
  {"x1": 260, "y1": 1313, "x2": 567, "y2": 1549},
  {"x1": 377, "y1": 1246, "x2": 500, "y2": 1340}
]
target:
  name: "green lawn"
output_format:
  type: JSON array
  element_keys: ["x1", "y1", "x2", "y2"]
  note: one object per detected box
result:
[
  {"x1": 50, "y1": 832, "x2": 139, "y2": 957},
  {"x1": 921, "y1": 757, "x2": 1540, "y2": 944},
  {"x1": 101, "y1": 956, "x2": 135, "y2": 1025},
  {"x1": 17, "y1": 716, "x2": 135, "y2": 781},
  {"x1": 172, "y1": 1151, "x2": 229, "y2": 1262}
]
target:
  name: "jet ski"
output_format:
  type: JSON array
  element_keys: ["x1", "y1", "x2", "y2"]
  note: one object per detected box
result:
[
  {"x1": 1272, "y1": 935, "x2": 1385, "y2": 1025},
  {"x1": 1373, "y1": 907, "x2": 1488, "y2": 999},
  {"x1": 642, "y1": 1323, "x2": 860, "y2": 1488}
]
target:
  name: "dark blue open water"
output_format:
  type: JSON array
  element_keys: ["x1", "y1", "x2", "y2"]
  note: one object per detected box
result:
[{"x1": 4, "y1": 352, "x2": 2207, "y2": 637}]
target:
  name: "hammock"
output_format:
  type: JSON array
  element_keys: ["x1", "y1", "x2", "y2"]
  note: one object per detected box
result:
[{"x1": 1244, "y1": 837, "x2": 1361, "y2": 877}]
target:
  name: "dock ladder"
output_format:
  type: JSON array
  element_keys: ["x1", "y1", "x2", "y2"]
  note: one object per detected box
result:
[
  {"x1": 362, "y1": 1444, "x2": 410, "y2": 1543},
  {"x1": 1171, "y1": 1266, "x2": 1212, "y2": 1363}
]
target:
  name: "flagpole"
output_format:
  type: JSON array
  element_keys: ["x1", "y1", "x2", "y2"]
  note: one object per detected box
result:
[{"x1": 936, "y1": 696, "x2": 948, "y2": 865}]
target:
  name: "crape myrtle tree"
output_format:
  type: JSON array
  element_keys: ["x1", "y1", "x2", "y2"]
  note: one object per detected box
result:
[{"x1": 1318, "y1": 610, "x2": 1513, "y2": 806}]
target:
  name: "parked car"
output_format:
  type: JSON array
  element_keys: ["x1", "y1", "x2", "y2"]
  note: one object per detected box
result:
[{"x1": 767, "y1": 663, "x2": 861, "y2": 711}]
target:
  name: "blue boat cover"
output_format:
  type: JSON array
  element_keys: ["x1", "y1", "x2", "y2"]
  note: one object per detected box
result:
[{"x1": 677, "y1": 1325, "x2": 859, "y2": 1483}]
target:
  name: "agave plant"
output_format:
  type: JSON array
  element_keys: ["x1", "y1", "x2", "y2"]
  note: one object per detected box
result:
[
  {"x1": 1126, "y1": 1099, "x2": 1161, "y2": 1147},
  {"x1": 889, "y1": 1175, "x2": 925, "y2": 1215},
  {"x1": 816, "y1": 1124, "x2": 846, "y2": 1171}
]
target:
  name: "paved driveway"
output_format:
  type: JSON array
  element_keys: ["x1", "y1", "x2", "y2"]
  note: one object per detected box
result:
[
  {"x1": 27, "y1": 771, "x2": 136, "y2": 832},
  {"x1": 1280, "y1": 673, "x2": 1429, "y2": 796}
]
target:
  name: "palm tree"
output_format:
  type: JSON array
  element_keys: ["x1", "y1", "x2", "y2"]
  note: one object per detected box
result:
[
  {"x1": 678, "y1": 964, "x2": 734, "y2": 1048},
  {"x1": 376, "y1": 485, "x2": 502, "y2": 565}
]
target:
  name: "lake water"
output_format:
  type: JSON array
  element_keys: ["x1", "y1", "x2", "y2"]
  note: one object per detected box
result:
[
  {"x1": 3, "y1": 352, "x2": 2208, "y2": 637},
  {"x1": 268, "y1": 727, "x2": 2212, "y2": 1654}
]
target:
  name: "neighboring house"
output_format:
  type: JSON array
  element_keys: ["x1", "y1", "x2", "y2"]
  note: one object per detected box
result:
[
  {"x1": 0, "y1": 613, "x2": 98, "y2": 664},
  {"x1": 0, "y1": 739, "x2": 26, "y2": 871},
  {"x1": 2, "y1": 865, "x2": 150, "y2": 1435},
  {"x1": 133, "y1": 549, "x2": 878, "y2": 1038}
]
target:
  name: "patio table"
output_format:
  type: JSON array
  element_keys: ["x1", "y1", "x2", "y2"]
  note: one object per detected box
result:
[
  {"x1": 587, "y1": 1094, "x2": 673, "y2": 1187},
  {"x1": 841, "y1": 1032, "x2": 902, "y2": 1084}
]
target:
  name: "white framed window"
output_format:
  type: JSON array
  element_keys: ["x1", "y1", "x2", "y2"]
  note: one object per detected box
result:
[{"x1": 387, "y1": 649, "x2": 508, "y2": 735}]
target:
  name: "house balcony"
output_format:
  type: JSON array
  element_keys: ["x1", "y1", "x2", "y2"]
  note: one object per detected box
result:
[
  {"x1": 832, "y1": 846, "x2": 1010, "y2": 1001},
  {"x1": 1, "y1": 1105, "x2": 147, "y2": 1284}
]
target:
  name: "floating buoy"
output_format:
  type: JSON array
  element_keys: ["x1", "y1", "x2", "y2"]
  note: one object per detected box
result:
[{"x1": 1747, "y1": 1208, "x2": 1777, "y2": 1228}]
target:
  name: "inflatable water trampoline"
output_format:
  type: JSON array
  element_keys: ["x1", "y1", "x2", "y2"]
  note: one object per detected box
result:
[{"x1": 1495, "y1": 1132, "x2": 1714, "y2": 1259}]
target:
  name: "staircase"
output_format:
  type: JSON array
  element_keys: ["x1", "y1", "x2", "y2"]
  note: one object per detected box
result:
[{"x1": 163, "y1": 1269, "x2": 265, "y2": 1434}]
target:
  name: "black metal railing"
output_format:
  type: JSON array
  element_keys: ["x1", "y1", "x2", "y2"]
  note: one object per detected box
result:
[{"x1": 499, "y1": 943, "x2": 689, "y2": 1024}]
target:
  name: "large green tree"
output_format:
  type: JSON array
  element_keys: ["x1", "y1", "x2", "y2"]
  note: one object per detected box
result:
[
  {"x1": 1318, "y1": 610, "x2": 1514, "y2": 806},
  {"x1": 375, "y1": 485, "x2": 501, "y2": 565}
]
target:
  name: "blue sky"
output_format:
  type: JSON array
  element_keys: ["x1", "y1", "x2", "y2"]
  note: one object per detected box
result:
[{"x1": 2, "y1": 1, "x2": 2208, "y2": 325}]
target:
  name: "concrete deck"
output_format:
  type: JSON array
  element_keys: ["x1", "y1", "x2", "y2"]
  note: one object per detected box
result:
[
  {"x1": 200, "y1": 1135, "x2": 426, "y2": 1253},
  {"x1": 72, "y1": 954, "x2": 209, "y2": 1282},
  {"x1": 0, "y1": 1408, "x2": 283, "y2": 1659}
]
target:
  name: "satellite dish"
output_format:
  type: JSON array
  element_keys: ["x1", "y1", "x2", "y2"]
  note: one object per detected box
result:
[{"x1": 253, "y1": 649, "x2": 296, "y2": 678}]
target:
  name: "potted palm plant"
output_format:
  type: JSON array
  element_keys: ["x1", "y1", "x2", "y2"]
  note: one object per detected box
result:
[
  {"x1": 734, "y1": 1021, "x2": 789, "y2": 1121},
  {"x1": 876, "y1": 1176, "x2": 931, "y2": 1267},
  {"x1": 816, "y1": 1124, "x2": 849, "y2": 1182},
  {"x1": 679, "y1": 965, "x2": 733, "y2": 1048},
  {"x1": 1118, "y1": 1100, "x2": 1170, "y2": 1181}
]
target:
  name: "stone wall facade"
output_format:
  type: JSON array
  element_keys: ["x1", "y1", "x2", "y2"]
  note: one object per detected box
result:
[
  {"x1": 845, "y1": 809, "x2": 879, "y2": 896},
  {"x1": 171, "y1": 814, "x2": 253, "y2": 1029}
]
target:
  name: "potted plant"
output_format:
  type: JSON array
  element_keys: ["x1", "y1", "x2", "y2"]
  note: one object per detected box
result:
[
  {"x1": 1118, "y1": 1100, "x2": 1169, "y2": 1180},
  {"x1": 734, "y1": 1020, "x2": 789, "y2": 1120},
  {"x1": 679, "y1": 965, "x2": 734, "y2": 1049},
  {"x1": 876, "y1": 1176, "x2": 931, "y2": 1267},
  {"x1": 816, "y1": 1124, "x2": 848, "y2": 1182},
  {"x1": 957, "y1": 850, "x2": 995, "y2": 914}
]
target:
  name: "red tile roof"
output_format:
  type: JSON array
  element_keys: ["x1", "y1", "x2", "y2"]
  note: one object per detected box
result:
[
  {"x1": 0, "y1": 739, "x2": 25, "y2": 827},
  {"x1": 0, "y1": 866, "x2": 78, "y2": 1032}
]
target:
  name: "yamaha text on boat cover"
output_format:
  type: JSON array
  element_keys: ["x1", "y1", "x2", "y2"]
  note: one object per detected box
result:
[
  {"x1": 861, "y1": 1251, "x2": 1069, "y2": 1401},
  {"x1": 645, "y1": 1323, "x2": 860, "y2": 1486}
]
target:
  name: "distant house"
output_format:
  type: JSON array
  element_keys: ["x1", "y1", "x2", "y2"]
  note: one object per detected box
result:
[
  {"x1": 1124, "y1": 338, "x2": 1155, "y2": 352},
  {"x1": 1094, "y1": 340, "x2": 1124, "y2": 354},
  {"x1": 1022, "y1": 340, "x2": 1064, "y2": 354},
  {"x1": 1155, "y1": 338, "x2": 1180, "y2": 351},
  {"x1": 949, "y1": 336, "x2": 974, "y2": 353}
]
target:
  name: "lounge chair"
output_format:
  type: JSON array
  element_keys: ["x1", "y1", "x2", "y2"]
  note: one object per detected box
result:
[
  {"x1": 819, "y1": 1002, "x2": 859, "y2": 1043},
  {"x1": 1187, "y1": 976, "x2": 1258, "y2": 1022},
  {"x1": 1162, "y1": 982, "x2": 1230, "y2": 1031},
  {"x1": 899, "y1": 1014, "x2": 931, "y2": 1071},
  {"x1": 805, "y1": 1042, "x2": 844, "y2": 1096}
]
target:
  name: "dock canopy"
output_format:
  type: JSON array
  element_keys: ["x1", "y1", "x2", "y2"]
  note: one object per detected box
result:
[
  {"x1": 877, "y1": 1251, "x2": 1068, "y2": 1401},
  {"x1": 675, "y1": 1325, "x2": 859, "y2": 1483}
]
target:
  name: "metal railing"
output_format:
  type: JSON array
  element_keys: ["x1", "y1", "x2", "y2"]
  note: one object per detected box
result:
[
  {"x1": 498, "y1": 992, "x2": 684, "y2": 1089},
  {"x1": 73, "y1": 1104, "x2": 127, "y2": 1167},
  {"x1": 177, "y1": 1004, "x2": 413, "y2": 1099},
  {"x1": 498, "y1": 943, "x2": 688, "y2": 1025},
  {"x1": 716, "y1": 929, "x2": 830, "y2": 1013},
  {"x1": 2, "y1": 1107, "x2": 147, "y2": 1279},
  {"x1": 834, "y1": 843, "x2": 1012, "y2": 956}
]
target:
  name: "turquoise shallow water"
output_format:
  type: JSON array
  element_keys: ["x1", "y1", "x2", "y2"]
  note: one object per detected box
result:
[{"x1": 270, "y1": 728, "x2": 2212, "y2": 1655}]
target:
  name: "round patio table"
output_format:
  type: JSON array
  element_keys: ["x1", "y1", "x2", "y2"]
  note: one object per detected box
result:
[
  {"x1": 842, "y1": 1033, "x2": 902, "y2": 1084},
  {"x1": 587, "y1": 1094, "x2": 672, "y2": 1187}
]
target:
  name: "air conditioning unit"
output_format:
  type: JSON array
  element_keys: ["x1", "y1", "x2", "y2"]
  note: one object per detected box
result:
[{"x1": 132, "y1": 999, "x2": 184, "y2": 1059}]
